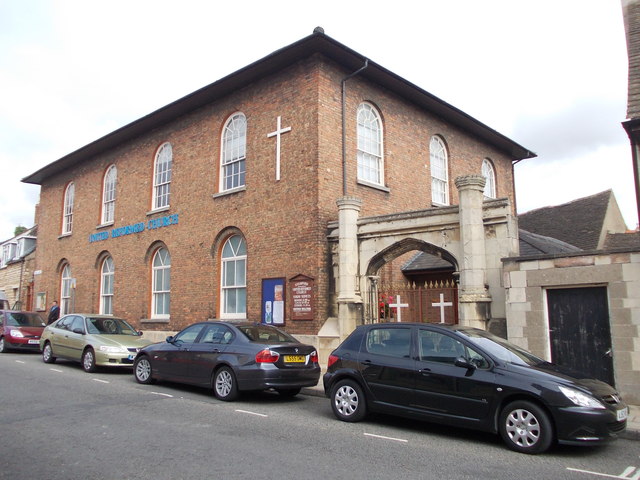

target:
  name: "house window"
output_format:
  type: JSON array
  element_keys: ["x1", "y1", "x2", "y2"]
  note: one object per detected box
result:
[
  {"x1": 357, "y1": 103, "x2": 383, "y2": 185},
  {"x1": 153, "y1": 143, "x2": 172, "y2": 210},
  {"x1": 430, "y1": 136, "x2": 449, "y2": 205},
  {"x1": 221, "y1": 235, "x2": 246, "y2": 319},
  {"x1": 61, "y1": 264, "x2": 72, "y2": 315},
  {"x1": 220, "y1": 113, "x2": 246, "y2": 192},
  {"x1": 102, "y1": 165, "x2": 117, "y2": 224},
  {"x1": 62, "y1": 183, "x2": 75, "y2": 234},
  {"x1": 1, "y1": 243, "x2": 16, "y2": 266},
  {"x1": 482, "y1": 158, "x2": 496, "y2": 199},
  {"x1": 152, "y1": 247, "x2": 171, "y2": 319},
  {"x1": 100, "y1": 256, "x2": 114, "y2": 315}
]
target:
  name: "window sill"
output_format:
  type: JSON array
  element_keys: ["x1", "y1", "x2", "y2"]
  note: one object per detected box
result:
[
  {"x1": 96, "y1": 222, "x2": 114, "y2": 230},
  {"x1": 147, "y1": 206, "x2": 170, "y2": 216},
  {"x1": 140, "y1": 317, "x2": 170, "y2": 324},
  {"x1": 357, "y1": 179, "x2": 390, "y2": 193},
  {"x1": 58, "y1": 233, "x2": 72, "y2": 240},
  {"x1": 213, "y1": 186, "x2": 246, "y2": 199}
]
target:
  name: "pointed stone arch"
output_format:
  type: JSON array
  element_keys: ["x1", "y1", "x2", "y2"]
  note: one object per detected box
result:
[{"x1": 365, "y1": 237, "x2": 458, "y2": 277}]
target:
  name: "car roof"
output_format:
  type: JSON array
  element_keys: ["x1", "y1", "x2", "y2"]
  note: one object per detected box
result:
[{"x1": 357, "y1": 322, "x2": 480, "y2": 333}]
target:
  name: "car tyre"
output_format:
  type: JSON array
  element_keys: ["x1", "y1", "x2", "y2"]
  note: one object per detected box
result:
[
  {"x1": 499, "y1": 400, "x2": 554, "y2": 454},
  {"x1": 82, "y1": 348, "x2": 97, "y2": 373},
  {"x1": 330, "y1": 379, "x2": 367, "y2": 422},
  {"x1": 0, "y1": 336, "x2": 7, "y2": 353},
  {"x1": 42, "y1": 342, "x2": 56, "y2": 364},
  {"x1": 213, "y1": 366, "x2": 239, "y2": 401},
  {"x1": 134, "y1": 356, "x2": 156, "y2": 384},
  {"x1": 276, "y1": 387, "x2": 301, "y2": 397}
]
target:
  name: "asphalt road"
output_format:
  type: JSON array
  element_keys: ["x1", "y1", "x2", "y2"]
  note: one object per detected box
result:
[{"x1": 1, "y1": 351, "x2": 638, "y2": 480}]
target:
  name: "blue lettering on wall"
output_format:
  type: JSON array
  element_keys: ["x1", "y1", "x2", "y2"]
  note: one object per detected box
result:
[{"x1": 88, "y1": 214, "x2": 179, "y2": 243}]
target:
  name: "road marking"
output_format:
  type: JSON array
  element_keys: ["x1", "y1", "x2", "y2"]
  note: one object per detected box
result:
[
  {"x1": 93, "y1": 379, "x2": 109, "y2": 384},
  {"x1": 235, "y1": 409, "x2": 268, "y2": 418},
  {"x1": 49, "y1": 368, "x2": 63, "y2": 373},
  {"x1": 566, "y1": 466, "x2": 640, "y2": 479},
  {"x1": 364, "y1": 432, "x2": 408, "y2": 443},
  {"x1": 15, "y1": 360, "x2": 25, "y2": 364},
  {"x1": 149, "y1": 391, "x2": 174, "y2": 398}
]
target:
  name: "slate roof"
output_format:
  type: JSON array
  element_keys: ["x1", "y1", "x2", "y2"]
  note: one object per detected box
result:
[
  {"x1": 517, "y1": 190, "x2": 612, "y2": 250},
  {"x1": 604, "y1": 232, "x2": 640, "y2": 249},
  {"x1": 518, "y1": 229, "x2": 582, "y2": 256},
  {"x1": 402, "y1": 251, "x2": 455, "y2": 272}
]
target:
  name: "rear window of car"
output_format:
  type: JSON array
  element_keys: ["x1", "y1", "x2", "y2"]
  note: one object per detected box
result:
[
  {"x1": 237, "y1": 325, "x2": 297, "y2": 344},
  {"x1": 5, "y1": 312, "x2": 46, "y2": 327}
]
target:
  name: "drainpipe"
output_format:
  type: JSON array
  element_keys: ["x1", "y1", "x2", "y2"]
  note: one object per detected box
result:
[{"x1": 341, "y1": 59, "x2": 369, "y2": 196}]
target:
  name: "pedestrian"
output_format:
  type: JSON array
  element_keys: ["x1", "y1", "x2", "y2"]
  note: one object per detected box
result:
[{"x1": 47, "y1": 300, "x2": 60, "y2": 325}]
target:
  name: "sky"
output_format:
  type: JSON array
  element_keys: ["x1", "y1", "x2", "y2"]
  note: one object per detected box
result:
[{"x1": 0, "y1": 0, "x2": 636, "y2": 242}]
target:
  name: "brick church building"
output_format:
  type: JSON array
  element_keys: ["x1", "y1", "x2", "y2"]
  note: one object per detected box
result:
[{"x1": 22, "y1": 28, "x2": 533, "y2": 351}]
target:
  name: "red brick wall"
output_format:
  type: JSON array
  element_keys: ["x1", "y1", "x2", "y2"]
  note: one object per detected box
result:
[{"x1": 33, "y1": 54, "x2": 516, "y2": 336}]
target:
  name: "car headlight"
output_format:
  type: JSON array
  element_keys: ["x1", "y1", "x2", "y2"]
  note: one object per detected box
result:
[
  {"x1": 9, "y1": 329, "x2": 24, "y2": 338},
  {"x1": 99, "y1": 345, "x2": 127, "y2": 353},
  {"x1": 559, "y1": 385, "x2": 605, "y2": 409}
]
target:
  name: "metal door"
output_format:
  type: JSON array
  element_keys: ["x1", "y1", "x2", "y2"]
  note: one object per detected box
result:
[{"x1": 547, "y1": 287, "x2": 614, "y2": 386}]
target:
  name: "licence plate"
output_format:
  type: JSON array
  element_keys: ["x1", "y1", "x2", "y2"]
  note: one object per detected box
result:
[
  {"x1": 284, "y1": 355, "x2": 305, "y2": 363},
  {"x1": 617, "y1": 407, "x2": 629, "y2": 421},
  {"x1": 28, "y1": 339, "x2": 40, "y2": 345}
]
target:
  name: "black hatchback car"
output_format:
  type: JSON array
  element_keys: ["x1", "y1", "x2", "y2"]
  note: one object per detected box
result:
[
  {"x1": 323, "y1": 323, "x2": 628, "y2": 454},
  {"x1": 134, "y1": 321, "x2": 320, "y2": 401}
]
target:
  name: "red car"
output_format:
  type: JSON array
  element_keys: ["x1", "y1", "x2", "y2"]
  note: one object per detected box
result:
[{"x1": 0, "y1": 310, "x2": 46, "y2": 353}]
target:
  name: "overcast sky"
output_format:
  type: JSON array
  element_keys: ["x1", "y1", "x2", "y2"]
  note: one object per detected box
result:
[{"x1": 0, "y1": 0, "x2": 636, "y2": 242}]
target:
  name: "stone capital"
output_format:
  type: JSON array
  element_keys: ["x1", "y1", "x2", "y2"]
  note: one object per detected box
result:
[
  {"x1": 455, "y1": 175, "x2": 486, "y2": 192},
  {"x1": 336, "y1": 196, "x2": 363, "y2": 210}
]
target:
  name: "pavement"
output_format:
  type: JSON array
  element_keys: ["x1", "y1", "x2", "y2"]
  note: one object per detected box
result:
[{"x1": 302, "y1": 384, "x2": 640, "y2": 441}]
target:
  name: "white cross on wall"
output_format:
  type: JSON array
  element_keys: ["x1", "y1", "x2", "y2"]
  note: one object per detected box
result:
[
  {"x1": 388, "y1": 295, "x2": 409, "y2": 322},
  {"x1": 432, "y1": 293, "x2": 453, "y2": 323},
  {"x1": 267, "y1": 116, "x2": 292, "y2": 181}
]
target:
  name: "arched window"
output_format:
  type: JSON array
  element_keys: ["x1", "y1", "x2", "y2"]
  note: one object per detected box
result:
[
  {"x1": 60, "y1": 264, "x2": 72, "y2": 315},
  {"x1": 220, "y1": 113, "x2": 247, "y2": 191},
  {"x1": 62, "y1": 183, "x2": 75, "y2": 234},
  {"x1": 430, "y1": 136, "x2": 449, "y2": 205},
  {"x1": 153, "y1": 143, "x2": 172, "y2": 210},
  {"x1": 152, "y1": 248, "x2": 171, "y2": 319},
  {"x1": 100, "y1": 256, "x2": 114, "y2": 315},
  {"x1": 357, "y1": 103, "x2": 383, "y2": 185},
  {"x1": 221, "y1": 235, "x2": 246, "y2": 318},
  {"x1": 482, "y1": 158, "x2": 496, "y2": 199},
  {"x1": 102, "y1": 165, "x2": 117, "y2": 224}
]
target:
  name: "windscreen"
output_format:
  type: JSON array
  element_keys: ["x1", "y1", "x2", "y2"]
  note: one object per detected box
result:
[
  {"x1": 457, "y1": 328, "x2": 547, "y2": 366},
  {"x1": 86, "y1": 317, "x2": 138, "y2": 335},
  {"x1": 236, "y1": 325, "x2": 297, "y2": 344},
  {"x1": 5, "y1": 312, "x2": 46, "y2": 327}
]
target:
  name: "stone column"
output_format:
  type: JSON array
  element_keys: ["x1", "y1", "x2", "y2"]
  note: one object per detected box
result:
[
  {"x1": 336, "y1": 196, "x2": 363, "y2": 339},
  {"x1": 455, "y1": 175, "x2": 492, "y2": 329}
]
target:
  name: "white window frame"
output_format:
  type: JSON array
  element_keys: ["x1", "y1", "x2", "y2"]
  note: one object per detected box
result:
[
  {"x1": 220, "y1": 113, "x2": 247, "y2": 192},
  {"x1": 482, "y1": 158, "x2": 496, "y2": 199},
  {"x1": 221, "y1": 235, "x2": 247, "y2": 319},
  {"x1": 61, "y1": 264, "x2": 72, "y2": 315},
  {"x1": 153, "y1": 143, "x2": 172, "y2": 210},
  {"x1": 62, "y1": 183, "x2": 75, "y2": 234},
  {"x1": 152, "y1": 248, "x2": 171, "y2": 319},
  {"x1": 100, "y1": 256, "x2": 114, "y2": 315},
  {"x1": 357, "y1": 103, "x2": 384, "y2": 186},
  {"x1": 102, "y1": 165, "x2": 117, "y2": 224},
  {"x1": 430, "y1": 136, "x2": 449, "y2": 205}
]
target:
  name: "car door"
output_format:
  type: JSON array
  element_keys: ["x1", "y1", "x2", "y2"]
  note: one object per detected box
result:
[
  {"x1": 48, "y1": 316, "x2": 73, "y2": 358},
  {"x1": 155, "y1": 323, "x2": 206, "y2": 382},
  {"x1": 64, "y1": 316, "x2": 87, "y2": 361},
  {"x1": 359, "y1": 325, "x2": 415, "y2": 408},
  {"x1": 413, "y1": 328, "x2": 497, "y2": 425},
  {"x1": 186, "y1": 324, "x2": 232, "y2": 385}
]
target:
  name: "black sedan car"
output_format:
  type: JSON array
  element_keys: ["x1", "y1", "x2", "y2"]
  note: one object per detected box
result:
[
  {"x1": 134, "y1": 321, "x2": 320, "y2": 401},
  {"x1": 323, "y1": 323, "x2": 628, "y2": 454}
]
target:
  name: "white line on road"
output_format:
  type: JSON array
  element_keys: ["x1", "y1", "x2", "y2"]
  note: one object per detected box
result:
[
  {"x1": 149, "y1": 391, "x2": 174, "y2": 398},
  {"x1": 566, "y1": 466, "x2": 640, "y2": 479},
  {"x1": 93, "y1": 378, "x2": 109, "y2": 384},
  {"x1": 49, "y1": 368, "x2": 63, "y2": 373},
  {"x1": 364, "y1": 432, "x2": 408, "y2": 443},
  {"x1": 15, "y1": 360, "x2": 25, "y2": 364},
  {"x1": 235, "y1": 409, "x2": 268, "y2": 417}
]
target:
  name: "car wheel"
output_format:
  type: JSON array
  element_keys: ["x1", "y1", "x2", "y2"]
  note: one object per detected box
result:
[
  {"x1": 0, "y1": 336, "x2": 6, "y2": 353},
  {"x1": 499, "y1": 400, "x2": 554, "y2": 454},
  {"x1": 82, "y1": 348, "x2": 97, "y2": 373},
  {"x1": 330, "y1": 379, "x2": 367, "y2": 422},
  {"x1": 134, "y1": 356, "x2": 156, "y2": 384},
  {"x1": 213, "y1": 366, "x2": 239, "y2": 401},
  {"x1": 42, "y1": 342, "x2": 56, "y2": 364},
  {"x1": 276, "y1": 387, "x2": 301, "y2": 397}
]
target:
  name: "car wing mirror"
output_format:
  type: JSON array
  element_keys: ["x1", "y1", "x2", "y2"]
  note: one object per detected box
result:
[
  {"x1": 73, "y1": 328, "x2": 85, "y2": 335},
  {"x1": 166, "y1": 335, "x2": 174, "y2": 343},
  {"x1": 454, "y1": 356, "x2": 475, "y2": 370}
]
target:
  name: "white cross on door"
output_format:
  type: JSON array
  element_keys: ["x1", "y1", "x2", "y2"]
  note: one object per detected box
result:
[
  {"x1": 389, "y1": 295, "x2": 409, "y2": 322},
  {"x1": 432, "y1": 293, "x2": 453, "y2": 323}
]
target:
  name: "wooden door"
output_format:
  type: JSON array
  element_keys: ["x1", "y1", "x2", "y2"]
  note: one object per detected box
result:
[{"x1": 547, "y1": 287, "x2": 614, "y2": 386}]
